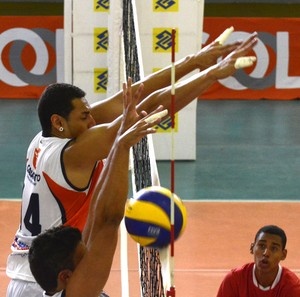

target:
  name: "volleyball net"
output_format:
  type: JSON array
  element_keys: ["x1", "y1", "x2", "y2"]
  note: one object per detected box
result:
[{"x1": 122, "y1": 1, "x2": 168, "y2": 296}]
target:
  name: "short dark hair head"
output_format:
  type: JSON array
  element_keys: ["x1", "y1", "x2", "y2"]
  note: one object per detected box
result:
[
  {"x1": 29, "y1": 225, "x2": 82, "y2": 292},
  {"x1": 38, "y1": 83, "x2": 86, "y2": 137},
  {"x1": 254, "y1": 225, "x2": 287, "y2": 249}
]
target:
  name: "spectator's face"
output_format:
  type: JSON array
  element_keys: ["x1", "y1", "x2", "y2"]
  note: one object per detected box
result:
[
  {"x1": 252, "y1": 232, "x2": 287, "y2": 275},
  {"x1": 63, "y1": 98, "x2": 96, "y2": 138}
]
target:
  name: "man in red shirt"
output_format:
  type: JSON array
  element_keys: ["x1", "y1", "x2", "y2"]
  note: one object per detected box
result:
[{"x1": 217, "y1": 225, "x2": 300, "y2": 297}]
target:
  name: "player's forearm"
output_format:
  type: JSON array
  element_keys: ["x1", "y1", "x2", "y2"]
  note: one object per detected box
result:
[
  {"x1": 137, "y1": 66, "x2": 217, "y2": 114},
  {"x1": 138, "y1": 54, "x2": 198, "y2": 98},
  {"x1": 174, "y1": 66, "x2": 220, "y2": 109},
  {"x1": 82, "y1": 139, "x2": 129, "y2": 242},
  {"x1": 95, "y1": 140, "x2": 130, "y2": 223},
  {"x1": 90, "y1": 54, "x2": 198, "y2": 124},
  {"x1": 67, "y1": 118, "x2": 121, "y2": 170}
]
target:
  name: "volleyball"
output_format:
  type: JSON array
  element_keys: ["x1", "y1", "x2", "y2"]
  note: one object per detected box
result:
[{"x1": 125, "y1": 186, "x2": 187, "y2": 248}]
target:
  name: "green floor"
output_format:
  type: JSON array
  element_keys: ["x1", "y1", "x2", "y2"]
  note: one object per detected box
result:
[
  {"x1": 158, "y1": 100, "x2": 300, "y2": 201},
  {"x1": 1, "y1": 99, "x2": 300, "y2": 200}
]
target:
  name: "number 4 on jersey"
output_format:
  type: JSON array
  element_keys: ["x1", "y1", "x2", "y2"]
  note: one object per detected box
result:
[{"x1": 23, "y1": 193, "x2": 42, "y2": 236}]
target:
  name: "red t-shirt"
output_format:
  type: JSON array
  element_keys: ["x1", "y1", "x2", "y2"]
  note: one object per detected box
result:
[{"x1": 217, "y1": 263, "x2": 300, "y2": 297}]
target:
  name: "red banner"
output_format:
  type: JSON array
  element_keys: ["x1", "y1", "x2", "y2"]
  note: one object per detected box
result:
[
  {"x1": 201, "y1": 17, "x2": 300, "y2": 100},
  {"x1": 0, "y1": 16, "x2": 63, "y2": 99}
]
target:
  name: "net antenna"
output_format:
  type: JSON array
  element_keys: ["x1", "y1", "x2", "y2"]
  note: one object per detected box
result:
[
  {"x1": 122, "y1": 0, "x2": 168, "y2": 296},
  {"x1": 166, "y1": 28, "x2": 176, "y2": 297}
]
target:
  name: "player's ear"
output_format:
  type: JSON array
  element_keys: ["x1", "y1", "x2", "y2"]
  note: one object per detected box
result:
[
  {"x1": 281, "y1": 249, "x2": 287, "y2": 261},
  {"x1": 58, "y1": 269, "x2": 73, "y2": 286},
  {"x1": 250, "y1": 243, "x2": 254, "y2": 254},
  {"x1": 51, "y1": 114, "x2": 64, "y2": 131}
]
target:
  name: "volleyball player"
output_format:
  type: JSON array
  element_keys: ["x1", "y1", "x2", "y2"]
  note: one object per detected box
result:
[
  {"x1": 6, "y1": 31, "x2": 258, "y2": 297},
  {"x1": 28, "y1": 79, "x2": 163, "y2": 297},
  {"x1": 216, "y1": 225, "x2": 300, "y2": 296}
]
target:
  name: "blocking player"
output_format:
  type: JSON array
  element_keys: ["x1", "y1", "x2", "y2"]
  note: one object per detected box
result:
[{"x1": 28, "y1": 79, "x2": 164, "y2": 297}]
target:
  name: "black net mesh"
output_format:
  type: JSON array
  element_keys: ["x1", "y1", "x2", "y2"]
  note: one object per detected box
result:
[{"x1": 122, "y1": 1, "x2": 165, "y2": 296}]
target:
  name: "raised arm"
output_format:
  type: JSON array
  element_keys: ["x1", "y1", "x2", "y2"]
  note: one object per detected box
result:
[
  {"x1": 136, "y1": 32, "x2": 258, "y2": 114},
  {"x1": 90, "y1": 29, "x2": 246, "y2": 124},
  {"x1": 66, "y1": 79, "x2": 166, "y2": 297}
]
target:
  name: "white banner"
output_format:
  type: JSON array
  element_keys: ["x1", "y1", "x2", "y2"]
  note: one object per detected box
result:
[
  {"x1": 136, "y1": 0, "x2": 204, "y2": 160},
  {"x1": 72, "y1": 0, "x2": 109, "y2": 102}
]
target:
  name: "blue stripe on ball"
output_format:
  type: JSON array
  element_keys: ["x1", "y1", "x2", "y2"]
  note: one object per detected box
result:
[
  {"x1": 125, "y1": 217, "x2": 171, "y2": 248},
  {"x1": 136, "y1": 190, "x2": 183, "y2": 238}
]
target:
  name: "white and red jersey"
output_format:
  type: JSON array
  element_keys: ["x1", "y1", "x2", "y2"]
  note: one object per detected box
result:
[
  {"x1": 43, "y1": 291, "x2": 64, "y2": 297},
  {"x1": 7, "y1": 132, "x2": 103, "y2": 281}
]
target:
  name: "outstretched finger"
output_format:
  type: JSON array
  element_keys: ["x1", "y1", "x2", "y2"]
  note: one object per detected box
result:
[
  {"x1": 135, "y1": 105, "x2": 165, "y2": 127},
  {"x1": 122, "y1": 77, "x2": 133, "y2": 109},
  {"x1": 215, "y1": 26, "x2": 234, "y2": 45},
  {"x1": 237, "y1": 32, "x2": 258, "y2": 51},
  {"x1": 218, "y1": 41, "x2": 242, "y2": 57},
  {"x1": 145, "y1": 109, "x2": 168, "y2": 124},
  {"x1": 229, "y1": 33, "x2": 257, "y2": 60},
  {"x1": 234, "y1": 56, "x2": 257, "y2": 69},
  {"x1": 239, "y1": 38, "x2": 258, "y2": 57},
  {"x1": 126, "y1": 77, "x2": 132, "y2": 106},
  {"x1": 132, "y1": 83, "x2": 144, "y2": 107}
]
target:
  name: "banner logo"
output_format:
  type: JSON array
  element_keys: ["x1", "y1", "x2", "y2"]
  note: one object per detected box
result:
[
  {"x1": 94, "y1": 28, "x2": 108, "y2": 52},
  {"x1": 94, "y1": 68, "x2": 108, "y2": 93},
  {"x1": 154, "y1": 0, "x2": 178, "y2": 12},
  {"x1": 155, "y1": 114, "x2": 178, "y2": 133},
  {"x1": 94, "y1": 0, "x2": 110, "y2": 12},
  {"x1": 153, "y1": 28, "x2": 178, "y2": 52},
  {"x1": 0, "y1": 28, "x2": 60, "y2": 87}
]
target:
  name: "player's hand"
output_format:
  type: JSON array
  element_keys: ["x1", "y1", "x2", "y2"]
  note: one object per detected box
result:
[
  {"x1": 209, "y1": 32, "x2": 258, "y2": 80},
  {"x1": 195, "y1": 27, "x2": 242, "y2": 70},
  {"x1": 119, "y1": 77, "x2": 166, "y2": 147},
  {"x1": 120, "y1": 77, "x2": 145, "y2": 133},
  {"x1": 119, "y1": 105, "x2": 166, "y2": 149}
]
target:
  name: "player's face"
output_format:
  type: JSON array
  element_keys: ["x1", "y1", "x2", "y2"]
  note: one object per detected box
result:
[
  {"x1": 252, "y1": 232, "x2": 287, "y2": 275},
  {"x1": 64, "y1": 98, "x2": 96, "y2": 138}
]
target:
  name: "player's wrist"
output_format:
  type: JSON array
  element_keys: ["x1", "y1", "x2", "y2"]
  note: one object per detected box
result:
[
  {"x1": 189, "y1": 53, "x2": 202, "y2": 70},
  {"x1": 178, "y1": 54, "x2": 199, "y2": 72},
  {"x1": 203, "y1": 65, "x2": 220, "y2": 83}
]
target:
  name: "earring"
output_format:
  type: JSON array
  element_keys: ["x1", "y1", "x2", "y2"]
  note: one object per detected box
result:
[{"x1": 59, "y1": 127, "x2": 64, "y2": 132}]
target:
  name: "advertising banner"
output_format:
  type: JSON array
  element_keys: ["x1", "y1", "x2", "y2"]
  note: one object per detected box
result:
[
  {"x1": 72, "y1": 0, "x2": 110, "y2": 103},
  {"x1": 0, "y1": 16, "x2": 63, "y2": 99},
  {"x1": 136, "y1": 0, "x2": 204, "y2": 160},
  {"x1": 2, "y1": 16, "x2": 300, "y2": 101}
]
